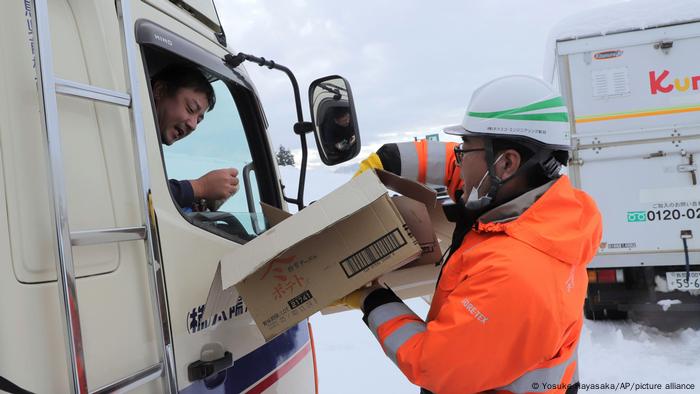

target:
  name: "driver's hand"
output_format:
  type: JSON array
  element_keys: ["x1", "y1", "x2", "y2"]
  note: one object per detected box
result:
[{"x1": 190, "y1": 168, "x2": 239, "y2": 201}]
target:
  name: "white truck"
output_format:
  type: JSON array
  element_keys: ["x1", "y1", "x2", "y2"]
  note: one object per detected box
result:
[
  {"x1": 546, "y1": 0, "x2": 700, "y2": 322},
  {"x1": 0, "y1": 0, "x2": 362, "y2": 392}
]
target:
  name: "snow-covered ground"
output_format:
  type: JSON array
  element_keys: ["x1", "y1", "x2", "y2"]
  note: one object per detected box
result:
[
  {"x1": 311, "y1": 306, "x2": 700, "y2": 393},
  {"x1": 578, "y1": 320, "x2": 700, "y2": 391},
  {"x1": 282, "y1": 166, "x2": 700, "y2": 393}
]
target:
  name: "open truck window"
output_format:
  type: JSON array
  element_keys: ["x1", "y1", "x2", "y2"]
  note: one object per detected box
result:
[
  {"x1": 160, "y1": 78, "x2": 268, "y2": 243},
  {"x1": 140, "y1": 42, "x2": 275, "y2": 245}
]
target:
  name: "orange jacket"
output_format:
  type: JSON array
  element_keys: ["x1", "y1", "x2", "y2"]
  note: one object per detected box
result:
[{"x1": 363, "y1": 175, "x2": 602, "y2": 394}]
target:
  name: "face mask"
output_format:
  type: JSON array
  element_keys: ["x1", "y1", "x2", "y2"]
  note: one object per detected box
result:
[{"x1": 465, "y1": 153, "x2": 504, "y2": 211}]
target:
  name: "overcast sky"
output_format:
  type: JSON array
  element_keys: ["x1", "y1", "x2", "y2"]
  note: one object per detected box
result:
[{"x1": 214, "y1": 0, "x2": 625, "y2": 167}]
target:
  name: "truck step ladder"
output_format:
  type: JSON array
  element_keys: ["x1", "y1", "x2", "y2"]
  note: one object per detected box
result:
[{"x1": 29, "y1": 0, "x2": 176, "y2": 392}]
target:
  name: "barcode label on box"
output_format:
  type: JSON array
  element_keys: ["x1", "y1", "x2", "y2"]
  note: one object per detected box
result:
[{"x1": 340, "y1": 229, "x2": 407, "y2": 278}]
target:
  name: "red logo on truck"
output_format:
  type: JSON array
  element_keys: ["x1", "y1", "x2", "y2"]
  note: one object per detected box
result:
[
  {"x1": 649, "y1": 70, "x2": 700, "y2": 94},
  {"x1": 594, "y1": 50, "x2": 623, "y2": 60}
]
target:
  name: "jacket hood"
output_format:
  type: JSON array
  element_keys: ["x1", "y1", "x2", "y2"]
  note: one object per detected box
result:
[{"x1": 477, "y1": 176, "x2": 602, "y2": 266}]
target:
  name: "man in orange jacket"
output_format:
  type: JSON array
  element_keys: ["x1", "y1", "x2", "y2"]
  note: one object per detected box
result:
[{"x1": 345, "y1": 75, "x2": 602, "y2": 394}]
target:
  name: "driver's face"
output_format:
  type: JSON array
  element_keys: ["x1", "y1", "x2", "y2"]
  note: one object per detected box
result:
[
  {"x1": 334, "y1": 112, "x2": 351, "y2": 127},
  {"x1": 155, "y1": 87, "x2": 209, "y2": 145}
]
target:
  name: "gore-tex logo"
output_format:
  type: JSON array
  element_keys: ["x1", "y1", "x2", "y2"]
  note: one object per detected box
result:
[
  {"x1": 462, "y1": 297, "x2": 488, "y2": 324},
  {"x1": 649, "y1": 70, "x2": 700, "y2": 94}
]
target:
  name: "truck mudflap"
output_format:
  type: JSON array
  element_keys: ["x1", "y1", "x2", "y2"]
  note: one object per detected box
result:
[{"x1": 181, "y1": 321, "x2": 313, "y2": 394}]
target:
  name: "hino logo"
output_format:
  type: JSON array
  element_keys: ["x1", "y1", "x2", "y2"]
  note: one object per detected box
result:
[{"x1": 154, "y1": 33, "x2": 173, "y2": 46}]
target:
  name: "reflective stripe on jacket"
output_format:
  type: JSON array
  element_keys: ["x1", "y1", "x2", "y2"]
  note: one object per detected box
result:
[
  {"x1": 355, "y1": 140, "x2": 463, "y2": 201},
  {"x1": 362, "y1": 176, "x2": 602, "y2": 394}
]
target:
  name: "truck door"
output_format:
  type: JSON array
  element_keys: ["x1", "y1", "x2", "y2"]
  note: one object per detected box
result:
[{"x1": 135, "y1": 20, "x2": 316, "y2": 393}]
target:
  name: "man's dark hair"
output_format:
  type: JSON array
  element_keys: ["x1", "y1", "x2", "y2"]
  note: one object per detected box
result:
[
  {"x1": 491, "y1": 138, "x2": 568, "y2": 188},
  {"x1": 152, "y1": 64, "x2": 216, "y2": 111}
]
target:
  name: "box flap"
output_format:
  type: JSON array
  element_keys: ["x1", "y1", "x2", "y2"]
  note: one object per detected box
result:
[
  {"x1": 393, "y1": 196, "x2": 441, "y2": 268},
  {"x1": 319, "y1": 234, "x2": 445, "y2": 316},
  {"x1": 203, "y1": 262, "x2": 241, "y2": 323},
  {"x1": 375, "y1": 169, "x2": 437, "y2": 208},
  {"x1": 219, "y1": 170, "x2": 389, "y2": 292},
  {"x1": 321, "y1": 263, "x2": 440, "y2": 315},
  {"x1": 260, "y1": 202, "x2": 292, "y2": 227},
  {"x1": 431, "y1": 200, "x2": 455, "y2": 254}
]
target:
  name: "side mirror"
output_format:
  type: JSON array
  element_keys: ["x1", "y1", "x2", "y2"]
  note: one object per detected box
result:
[{"x1": 308, "y1": 75, "x2": 361, "y2": 165}]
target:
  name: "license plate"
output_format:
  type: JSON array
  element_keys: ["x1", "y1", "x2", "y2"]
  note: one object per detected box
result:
[{"x1": 666, "y1": 271, "x2": 700, "y2": 291}]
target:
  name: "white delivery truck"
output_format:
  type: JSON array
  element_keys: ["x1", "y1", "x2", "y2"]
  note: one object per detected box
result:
[
  {"x1": 546, "y1": 0, "x2": 700, "y2": 322},
  {"x1": 0, "y1": 0, "x2": 363, "y2": 392}
]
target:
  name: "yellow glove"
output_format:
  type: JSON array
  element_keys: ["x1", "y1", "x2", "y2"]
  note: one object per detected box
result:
[
  {"x1": 354, "y1": 152, "x2": 384, "y2": 178},
  {"x1": 331, "y1": 283, "x2": 382, "y2": 310}
]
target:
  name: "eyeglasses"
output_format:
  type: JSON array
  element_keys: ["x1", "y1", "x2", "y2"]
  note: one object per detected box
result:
[{"x1": 453, "y1": 145, "x2": 485, "y2": 165}]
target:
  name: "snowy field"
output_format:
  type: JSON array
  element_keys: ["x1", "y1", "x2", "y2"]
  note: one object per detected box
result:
[
  {"x1": 281, "y1": 166, "x2": 700, "y2": 394},
  {"x1": 311, "y1": 301, "x2": 700, "y2": 393}
]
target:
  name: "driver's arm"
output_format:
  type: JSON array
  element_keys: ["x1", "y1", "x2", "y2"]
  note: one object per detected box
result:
[{"x1": 168, "y1": 179, "x2": 195, "y2": 208}]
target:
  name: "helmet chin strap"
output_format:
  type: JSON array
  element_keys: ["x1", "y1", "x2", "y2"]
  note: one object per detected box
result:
[
  {"x1": 463, "y1": 139, "x2": 563, "y2": 212},
  {"x1": 465, "y1": 138, "x2": 503, "y2": 211},
  {"x1": 464, "y1": 157, "x2": 504, "y2": 210}
]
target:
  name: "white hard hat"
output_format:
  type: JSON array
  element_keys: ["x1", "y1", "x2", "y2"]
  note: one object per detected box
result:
[{"x1": 444, "y1": 75, "x2": 571, "y2": 150}]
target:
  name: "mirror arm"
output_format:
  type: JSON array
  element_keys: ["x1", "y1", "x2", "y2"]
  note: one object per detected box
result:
[{"x1": 225, "y1": 53, "x2": 312, "y2": 211}]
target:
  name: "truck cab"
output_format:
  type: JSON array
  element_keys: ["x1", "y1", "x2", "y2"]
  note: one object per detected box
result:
[{"x1": 0, "y1": 0, "x2": 356, "y2": 392}]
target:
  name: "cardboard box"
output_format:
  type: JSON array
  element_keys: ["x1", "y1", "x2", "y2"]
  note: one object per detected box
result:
[
  {"x1": 203, "y1": 170, "x2": 422, "y2": 340},
  {"x1": 322, "y1": 169, "x2": 456, "y2": 314},
  {"x1": 374, "y1": 169, "x2": 456, "y2": 299}
]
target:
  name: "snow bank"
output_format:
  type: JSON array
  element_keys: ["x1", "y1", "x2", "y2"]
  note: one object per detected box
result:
[
  {"x1": 310, "y1": 298, "x2": 430, "y2": 394},
  {"x1": 580, "y1": 320, "x2": 700, "y2": 388},
  {"x1": 552, "y1": 0, "x2": 700, "y2": 42},
  {"x1": 543, "y1": 0, "x2": 700, "y2": 81},
  {"x1": 658, "y1": 299, "x2": 683, "y2": 312},
  {"x1": 314, "y1": 307, "x2": 700, "y2": 393}
]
